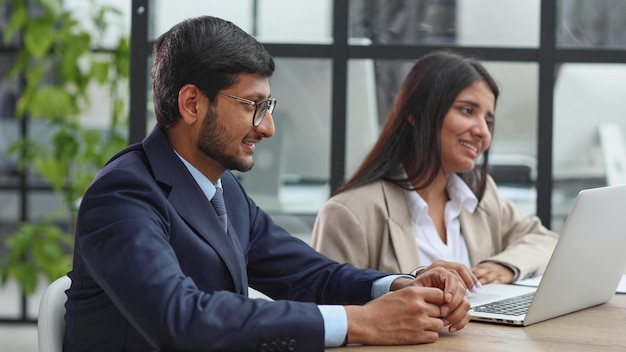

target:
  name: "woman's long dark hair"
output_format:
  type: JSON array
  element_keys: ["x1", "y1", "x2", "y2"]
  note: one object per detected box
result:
[{"x1": 336, "y1": 50, "x2": 499, "y2": 200}]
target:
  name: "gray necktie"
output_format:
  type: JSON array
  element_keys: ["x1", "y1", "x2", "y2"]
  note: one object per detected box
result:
[{"x1": 211, "y1": 187, "x2": 228, "y2": 232}]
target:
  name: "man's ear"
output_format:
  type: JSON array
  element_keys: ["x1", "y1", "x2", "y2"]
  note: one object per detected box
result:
[{"x1": 178, "y1": 84, "x2": 204, "y2": 124}]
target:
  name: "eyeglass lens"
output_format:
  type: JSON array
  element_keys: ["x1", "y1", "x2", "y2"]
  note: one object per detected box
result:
[{"x1": 253, "y1": 100, "x2": 276, "y2": 126}]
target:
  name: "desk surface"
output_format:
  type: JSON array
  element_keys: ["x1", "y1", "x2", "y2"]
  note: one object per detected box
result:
[{"x1": 331, "y1": 294, "x2": 626, "y2": 352}]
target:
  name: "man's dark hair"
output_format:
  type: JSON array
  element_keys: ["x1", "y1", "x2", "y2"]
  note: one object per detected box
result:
[{"x1": 151, "y1": 16, "x2": 275, "y2": 129}]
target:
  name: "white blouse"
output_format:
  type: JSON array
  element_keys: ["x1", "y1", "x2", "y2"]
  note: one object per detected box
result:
[{"x1": 404, "y1": 174, "x2": 478, "y2": 267}]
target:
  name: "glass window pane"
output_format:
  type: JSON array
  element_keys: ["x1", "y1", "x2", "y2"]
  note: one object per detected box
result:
[
  {"x1": 257, "y1": 0, "x2": 333, "y2": 43},
  {"x1": 146, "y1": 56, "x2": 157, "y2": 135},
  {"x1": 349, "y1": 0, "x2": 456, "y2": 46},
  {"x1": 235, "y1": 58, "x2": 331, "y2": 218},
  {"x1": 0, "y1": 117, "x2": 19, "y2": 186},
  {"x1": 0, "y1": 191, "x2": 19, "y2": 249},
  {"x1": 150, "y1": 0, "x2": 334, "y2": 44},
  {"x1": 345, "y1": 59, "x2": 381, "y2": 178},
  {"x1": 65, "y1": 0, "x2": 131, "y2": 49},
  {"x1": 26, "y1": 121, "x2": 55, "y2": 185},
  {"x1": 0, "y1": 54, "x2": 20, "y2": 186},
  {"x1": 0, "y1": 278, "x2": 22, "y2": 318},
  {"x1": 484, "y1": 62, "x2": 539, "y2": 158},
  {"x1": 485, "y1": 62, "x2": 539, "y2": 216},
  {"x1": 0, "y1": 190, "x2": 20, "y2": 319},
  {"x1": 349, "y1": 0, "x2": 540, "y2": 48},
  {"x1": 557, "y1": 0, "x2": 626, "y2": 49},
  {"x1": 28, "y1": 191, "x2": 67, "y2": 224},
  {"x1": 0, "y1": 190, "x2": 67, "y2": 320},
  {"x1": 150, "y1": 0, "x2": 254, "y2": 40},
  {"x1": 552, "y1": 63, "x2": 626, "y2": 231},
  {"x1": 228, "y1": 58, "x2": 332, "y2": 244},
  {"x1": 457, "y1": 0, "x2": 540, "y2": 48}
]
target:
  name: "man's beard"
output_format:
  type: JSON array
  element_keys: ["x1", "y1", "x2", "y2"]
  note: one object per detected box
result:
[{"x1": 197, "y1": 108, "x2": 254, "y2": 172}]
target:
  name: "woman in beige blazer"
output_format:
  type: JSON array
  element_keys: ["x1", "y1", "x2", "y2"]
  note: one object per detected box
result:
[{"x1": 312, "y1": 51, "x2": 558, "y2": 292}]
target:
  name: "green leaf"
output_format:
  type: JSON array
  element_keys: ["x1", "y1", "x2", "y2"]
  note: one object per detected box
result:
[
  {"x1": 115, "y1": 38, "x2": 130, "y2": 77},
  {"x1": 0, "y1": 267, "x2": 8, "y2": 285},
  {"x1": 30, "y1": 86, "x2": 75, "y2": 119},
  {"x1": 3, "y1": 4, "x2": 26, "y2": 44},
  {"x1": 0, "y1": 0, "x2": 129, "y2": 297},
  {"x1": 26, "y1": 63, "x2": 47, "y2": 84},
  {"x1": 1, "y1": 221, "x2": 74, "y2": 294},
  {"x1": 52, "y1": 128, "x2": 79, "y2": 161},
  {"x1": 91, "y1": 60, "x2": 110, "y2": 84},
  {"x1": 38, "y1": 0, "x2": 64, "y2": 19},
  {"x1": 24, "y1": 19, "x2": 55, "y2": 59},
  {"x1": 12, "y1": 263, "x2": 39, "y2": 295},
  {"x1": 34, "y1": 158, "x2": 66, "y2": 190},
  {"x1": 59, "y1": 33, "x2": 91, "y2": 83},
  {"x1": 34, "y1": 242, "x2": 63, "y2": 265}
]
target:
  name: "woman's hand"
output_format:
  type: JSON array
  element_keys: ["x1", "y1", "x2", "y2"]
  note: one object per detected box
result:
[
  {"x1": 418, "y1": 260, "x2": 481, "y2": 293},
  {"x1": 471, "y1": 262, "x2": 515, "y2": 284}
]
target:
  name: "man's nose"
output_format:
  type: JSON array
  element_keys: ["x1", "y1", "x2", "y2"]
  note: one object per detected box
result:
[{"x1": 255, "y1": 110, "x2": 275, "y2": 138}]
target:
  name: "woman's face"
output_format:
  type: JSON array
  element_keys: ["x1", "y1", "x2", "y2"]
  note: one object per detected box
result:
[{"x1": 440, "y1": 79, "x2": 495, "y2": 175}]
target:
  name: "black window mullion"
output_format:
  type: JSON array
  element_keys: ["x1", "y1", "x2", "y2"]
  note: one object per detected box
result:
[
  {"x1": 129, "y1": 0, "x2": 150, "y2": 144},
  {"x1": 537, "y1": 0, "x2": 558, "y2": 228},
  {"x1": 329, "y1": 0, "x2": 350, "y2": 194}
]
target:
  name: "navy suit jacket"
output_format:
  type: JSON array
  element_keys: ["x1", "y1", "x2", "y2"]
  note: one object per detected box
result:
[{"x1": 63, "y1": 126, "x2": 387, "y2": 351}]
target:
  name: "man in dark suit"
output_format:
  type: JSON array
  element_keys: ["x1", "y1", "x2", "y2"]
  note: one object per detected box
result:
[{"x1": 63, "y1": 15, "x2": 470, "y2": 351}]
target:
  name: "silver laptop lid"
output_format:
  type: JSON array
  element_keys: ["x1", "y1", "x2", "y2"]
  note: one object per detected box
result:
[{"x1": 524, "y1": 184, "x2": 626, "y2": 325}]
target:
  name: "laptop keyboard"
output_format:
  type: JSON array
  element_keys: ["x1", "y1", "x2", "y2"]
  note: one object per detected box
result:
[{"x1": 472, "y1": 292, "x2": 535, "y2": 316}]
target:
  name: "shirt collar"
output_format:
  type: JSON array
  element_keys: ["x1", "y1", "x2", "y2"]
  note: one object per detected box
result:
[
  {"x1": 404, "y1": 173, "x2": 478, "y2": 221},
  {"x1": 447, "y1": 173, "x2": 478, "y2": 213},
  {"x1": 174, "y1": 150, "x2": 222, "y2": 201}
]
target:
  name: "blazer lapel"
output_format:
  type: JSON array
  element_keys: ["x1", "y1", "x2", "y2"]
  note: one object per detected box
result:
[
  {"x1": 381, "y1": 181, "x2": 422, "y2": 273},
  {"x1": 459, "y1": 204, "x2": 492, "y2": 266},
  {"x1": 142, "y1": 127, "x2": 247, "y2": 294}
]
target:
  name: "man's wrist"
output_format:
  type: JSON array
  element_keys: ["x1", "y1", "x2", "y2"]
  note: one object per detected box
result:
[{"x1": 389, "y1": 276, "x2": 415, "y2": 291}]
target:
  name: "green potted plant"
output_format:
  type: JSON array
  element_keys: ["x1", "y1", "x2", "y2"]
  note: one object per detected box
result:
[{"x1": 0, "y1": 0, "x2": 129, "y2": 295}]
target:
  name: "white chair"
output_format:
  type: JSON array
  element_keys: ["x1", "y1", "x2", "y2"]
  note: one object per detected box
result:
[{"x1": 38, "y1": 275, "x2": 71, "y2": 352}]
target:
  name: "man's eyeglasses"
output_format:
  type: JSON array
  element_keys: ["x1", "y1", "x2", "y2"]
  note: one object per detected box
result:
[{"x1": 218, "y1": 93, "x2": 277, "y2": 127}]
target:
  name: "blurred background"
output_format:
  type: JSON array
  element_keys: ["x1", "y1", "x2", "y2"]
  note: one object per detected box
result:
[{"x1": 0, "y1": 1, "x2": 625, "y2": 349}]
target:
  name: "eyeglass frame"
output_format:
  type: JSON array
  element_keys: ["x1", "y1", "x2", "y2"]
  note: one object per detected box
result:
[{"x1": 218, "y1": 93, "x2": 277, "y2": 127}]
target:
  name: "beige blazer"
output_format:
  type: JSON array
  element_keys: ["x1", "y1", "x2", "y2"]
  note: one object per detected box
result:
[{"x1": 311, "y1": 176, "x2": 558, "y2": 280}]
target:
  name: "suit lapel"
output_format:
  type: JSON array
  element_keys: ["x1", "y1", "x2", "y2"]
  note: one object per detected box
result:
[{"x1": 142, "y1": 127, "x2": 247, "y2": 294}]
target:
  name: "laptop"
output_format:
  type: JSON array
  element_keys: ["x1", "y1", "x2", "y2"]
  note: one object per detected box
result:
[{"x1": 468, "y1": 184, "x2": 626, "y2": 326}]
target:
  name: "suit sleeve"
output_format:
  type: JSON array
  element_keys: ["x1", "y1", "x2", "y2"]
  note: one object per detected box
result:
[{"x1": 224, "y1": 173, "x2": 387, "y2": 305}]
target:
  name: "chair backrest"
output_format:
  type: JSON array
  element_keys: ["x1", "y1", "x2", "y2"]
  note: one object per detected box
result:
[{"x1": 38, "y1": 275, "x2": 71, "y2": 352}]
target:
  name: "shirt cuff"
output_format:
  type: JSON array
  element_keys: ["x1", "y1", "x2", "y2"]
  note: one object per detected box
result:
[
  {"x1": 371, "y1": 274, "x2": 414, "y2": 298},
  {"x1": 319, "y1": 305, "x2": 348, "y2": 347}
]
